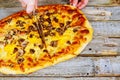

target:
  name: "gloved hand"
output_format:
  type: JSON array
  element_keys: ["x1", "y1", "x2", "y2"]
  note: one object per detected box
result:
[
  {"x1": 70, "y1": 0, "x2": 88, "y2": 9},
  {"x1": 19, "y1": 0, "x2": 38, "y2": 13}
]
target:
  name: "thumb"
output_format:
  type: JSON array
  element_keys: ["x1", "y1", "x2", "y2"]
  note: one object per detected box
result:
[
  {"x1": 77, "y1": 0, "x2": 88, "y2": 9},
  {"x1": 22, "y1": 0, "x2": 36, "y2": 13},
  {"x1": 26, "y1": 4, "x2": 35, "y2": 13}
]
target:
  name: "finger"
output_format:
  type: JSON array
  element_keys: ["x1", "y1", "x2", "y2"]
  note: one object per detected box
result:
[
  {"x1": 72, "y1": 0, "x2": 78, "y2": 7},
  {"x1": 69, "y1": 0, "x2": 73, "y2": 5},
  {"x1": 77, "y1": 0, "x2": 88, "y2": 9},
  {"x1": 35, "y1": 0, "x2": 38, "y2": 9},
  {"x1": 26, "y1": 3, "x2": 35, "y2": 13},
  {"x1": 23, "y1": 0, "x2": 36, "y2": 13}
]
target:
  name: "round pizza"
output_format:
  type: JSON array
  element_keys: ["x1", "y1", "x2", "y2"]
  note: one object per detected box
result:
[{"x1": 0, "y1": 4, "x2": 93, "y2": 74}]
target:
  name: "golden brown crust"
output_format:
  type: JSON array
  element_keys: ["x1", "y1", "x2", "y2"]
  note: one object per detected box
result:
[{"x1": 0, "y1": 4, "x2": 93, "y2": 74}]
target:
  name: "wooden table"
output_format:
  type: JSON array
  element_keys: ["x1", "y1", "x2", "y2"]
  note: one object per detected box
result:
[{"x1": 0, "y1": 0, "x2": 120, "y2": 80}]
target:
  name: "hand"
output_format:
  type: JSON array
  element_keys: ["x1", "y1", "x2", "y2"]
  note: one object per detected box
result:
[
  {"x1": 19, "y1": 0, "x2": 38, "y2": 13},
  {"x1": 70, "y1": 0, "x2": 88, "y2": 9}
]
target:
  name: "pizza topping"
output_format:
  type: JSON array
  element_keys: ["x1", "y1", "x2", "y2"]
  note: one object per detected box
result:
[
  {"x1": 16, "y1": 20, "x2": 26, "y2": 27},
  {"x1": 73, "y1": 26, "x2": 81, "y2": 33},
  {"x1": 44, "y1": 31, "x2": 50, "y2": 37},
  {"x1": 46, "y1": 18, "x2": 51, "y2": 23},
  {"x1": 39, "y1": 44, "x2": 44, "y2": 49},
  {"x1": 60, "y1": 23, "x2": 64, "y2": 28},
  {"x1": 56, "y1": 28, "x2": 64, "y2": 35},
  {"x1": 80, "y1": 29, "x2": 89, "y2": 34},
  {"x1": 28, "y1": 25, "x2": 37, "y2": 32},
  {"x1": 53, "y1": 17, "x2": 58, "y2": 23},
  {"x1": 29, "y1": 34, "x2": 34, "y2": 38},
  {"x1": 39, "y1": 15, "x2": 44, "y2": 22},
  {"x1": 18, "y1": 38, "x2": 25, "y2": 43},
  {"x1": 50, "y1": 32, "x2": 56, "y2": 36},
  {"x1": 17, "y1": 57, "x2": 24, "y2": 64},
  {"x1": 66, "y1": 21, "x2": 71, "y2": 25},
  {"x1": 13, "y1": 47, "x2": 18, "y2": 53},
  {"x1": 51, "y1": 27, "x2": 55, "y2": 30},
  {"x1": 66, "y1": 41, "x2": 71, "y2": 44},
  {"x1": 50, "y1": 40, "x2": 58, "y2": 47},
  {"x1": 21, "y1": 41, "x2": 29, "y2": 48},
  {"x1": 46, "y1": 12, "x2": 51, "y2": 16},
  {"x1": 43, "y1": 49, "x2": 48, "y2": 53},
  {"x1": 12, "y1": 29, "x2": 18, "y2": 35},
  {"x1": 27, "y1": 57, "x2": 33, "y2": 62},
  {"x1": 30, "y1": 49, "x2": 35, "y2": 54},
  {"x1": 68, "y1": 9, "x2": 76, "y2": 14},
  {"x1": 45, "y1": 25, "x2": 52, "y2": 30},
  {"x1": 4, "y1": 34, "x2": 12, "y2": 40},
  {"x1": 73, "y1": 28, "x2": 78, "y2": 32},
  {"x1": 17, "y1": 49, "x2": 25, "y2": 57}
]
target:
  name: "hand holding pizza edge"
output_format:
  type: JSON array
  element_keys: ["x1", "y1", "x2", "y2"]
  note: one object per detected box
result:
[
  {"x1": 69, "y1": 0, "x2": 88, "y2": 9},
  {"x1": 18, "y1": 0, "x2": 88, "y2": 14}
]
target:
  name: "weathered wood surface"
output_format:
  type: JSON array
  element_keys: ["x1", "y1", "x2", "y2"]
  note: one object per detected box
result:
[
  {"x1": 0, "y1": 57, "x2": 120, "y2": 77},
  {"x1": 0, "y1": 0, "x2": 120, "y2": 79},
  {"x1": 0, "y1": 77, "x2": 120, "y2": 80},
  {"x1": 0, "y1": 77, "x2": 119, "y2": 80},
  {"x1": 0, "y1": 57, "x2": 94, "y2": 77},
  {"x1": 0, "y1": 0, "x2": 120, "y2": 8},
  {"x1": 94, "y1": 57, "x2": 120, "y2": 76}
]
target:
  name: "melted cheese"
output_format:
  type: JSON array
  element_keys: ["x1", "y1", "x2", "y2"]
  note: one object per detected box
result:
[{"x1": 0, "y1": 9, "x2": 76, "y2": 64}]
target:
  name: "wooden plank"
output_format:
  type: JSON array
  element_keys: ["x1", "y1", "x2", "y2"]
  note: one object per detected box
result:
[
  {"x1": 0, "y1": 0, "x2": 120, "y2": 8},
  {"x1": 91, "y1": 21, "x2": 120, "y2": 37},
  {"x1": 0, "y1": 57, "x2": 120, "y2": 77},
  {"x1": 0, "y1": 57, "x2": 94, "y2": 77},
  {"x1": 81, "y1": 37, "x2": 120, "y2": 56},
  {"x1": 0, "y1": 7, "x2": 120, "y2": 20},
  {"x1": 0, "y1": 77, "x2": 118, "y2": 80},
  {"x1": 81, "y1": 21, "x2": 120, "y2": 56},
  {"x1": 83, "y1": 7, "x2": 120, "y2": 21},
  {"x1": 94, "y1": 56, "x2": 120, "y2": 76}
]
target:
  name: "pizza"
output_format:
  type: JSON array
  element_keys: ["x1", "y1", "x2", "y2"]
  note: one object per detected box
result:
[{"x1": 0, "y1": 4, "x2": 93, "y2": 74}]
